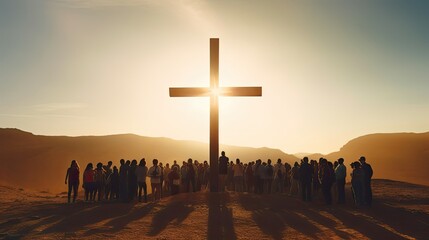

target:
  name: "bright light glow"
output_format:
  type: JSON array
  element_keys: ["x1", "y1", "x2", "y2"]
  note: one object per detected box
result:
[{"x1": 211, "y1": 88, "x2": 220, "y2": 96}]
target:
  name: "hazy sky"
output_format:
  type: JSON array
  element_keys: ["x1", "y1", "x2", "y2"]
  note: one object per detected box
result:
[{"x1": 1, "y1": 0, "x2": 428, "y2": 154}]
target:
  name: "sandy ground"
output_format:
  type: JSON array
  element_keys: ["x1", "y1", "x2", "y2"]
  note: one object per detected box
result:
[{"x1": 0, "y1": 179, "x2": 428, "y2": 240}]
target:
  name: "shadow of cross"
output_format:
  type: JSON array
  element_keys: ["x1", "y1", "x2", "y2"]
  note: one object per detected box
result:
[{"x1": 169, "y1": 38, "x2": 262, "y2": 192}]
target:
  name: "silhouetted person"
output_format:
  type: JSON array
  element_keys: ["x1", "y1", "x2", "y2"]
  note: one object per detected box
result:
[
  {"x1": 148, "y1": 159, "x2": 161, "y2": 202},
  {"x1": 168, "y1": 166, "x2": 180, "y2": 195},
  {"x1": 265, "y1": 159, "x2": 274, "y2": 194},
  {"x1": 186, "y1": 158, "x2": 196, "y2": 192},
  {"x1": 299, "y1": 157, "x2": 312, "y2": 201},
  {"x1": 245, "y1": 162, "x2": 254, "y2": 193},
  {"x1": 273, "y1": 158, "x2": 285, "y2": 194},
  {"x1": 119, "y1": 159, "x2": 128, "y2": 202},
  {"x1": 284, "y1": 162, "x2": 291, "y2": 191},
  {"x1": 135, "y1": 159, "x2": 148, "y2": 202},
  {"x1": 351, "y1": 161, "x2": 364, "y2": 206},
  {"x1": 94, "y1": 162, "x2": 106, "y2": 202},
  {"x1": 196, "y1": 161, "x2": 204, "y2": 191},
  {"x1": 253, "y1": 159, "x2": 264, "y2": 194},
  {"x1": 320, "y1": 160, "x2": 334, "y2": 205},
  {"x1": 103, "y1": 161, "x2": 113, "y2": 200},
  {"x1": 83, "y1": 163, "x2": 95, "y2": 202},
  {"x1": 159, "y1": 162, "x2": 164, "y2": 198},
  {"x1": 128, "y1": 159, "x2": 138, "y2": 201},
  {"x1": 108, "y1": 166, "x2": 120, "y2": 200},
  {"x1": 359, "y1": 156, "x2": 373, "y2": 206},
  {"x1": 227, "y1": 161, "x2": 234, "y2": 191},
  {"x1": 163, "y1": 163, "x2": 171, "y2": 193},
  {"x1": 202, "y1": 161, "x2": 210, "y2": 190},
  {"x1": 218, "y1": 151, "x2": 229, "y2": 192},
  {"x1": 172, "y1": 160, "x2": 180, "y2": 170},
  {"x1": 289, "y1": 162, "x2": 300, "y2": 196},
  {"x1": 335, "y1": 158, "x2": 347, "y2": 204},
  {"x1": 311, "y1": 160, "x2": 320, "y2": 194},
  {"x1": 65, "y1": 160, "x2": 80, "y2": 203},
  {"x1": 233, "y1": 159, "x2": 244, "y2": 192},
  {"x1": 180, "y1": 161, "x2": 187, "y2": 192}
]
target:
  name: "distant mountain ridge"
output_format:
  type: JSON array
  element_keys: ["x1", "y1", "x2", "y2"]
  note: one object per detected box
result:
[
  {"x1": 1, "y1": 129, "x2": 428, "y2": 192},
  {"x1": 0, "y1": 128, "x2": 298, "y2": 192},
  {"x1": 307, "y1": 132, "x2": 429, "y2": 186}
]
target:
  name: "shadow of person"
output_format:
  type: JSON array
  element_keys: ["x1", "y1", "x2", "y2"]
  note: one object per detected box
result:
[
  {"x1": 207, "y1": 192, "x2": 237, "y2": 240},
  {"x1": 148, "y1": 200, "x2": 194, "y2": 236}
]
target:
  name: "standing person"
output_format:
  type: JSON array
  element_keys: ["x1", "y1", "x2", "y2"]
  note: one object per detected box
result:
[
  {"x1": 299, "y1": 157, "x2": 312, "y2": 201},
  {"x1": 163, "y1": 163, "x2": 171, "y2": 193},
  {"x1": 320, "y1": 160, "x2": 334, "y2": 205},
  {"x1": 168, "y1": 166, "x2": 181, "y2": 195},
  {"x1": 159, "y1": 162, "x2": 164, "y2": 198},
  {"x1": 335, "y1": 158, "x2": 347, "y2": 204},
  {"x1": 202, "y1": 161, "x2": 210, "y2": 190},
  {"x1": 108, "y1": 166, "x2": 120, "y2": 200},
  {"x1": 65, "y1": 160, "x2": 80, "y2": 203},
  {"x1": 119, "y1": 159, "x2": 129, "y2": 202},
  {"x1": 196, "y1": 161, "x2": 203, "y2": 191},
  {"x1": 351, "y1": 161, "x2": 364, "y2": 206},
  {"x1": 83, "y1": 163, "x2": 95, "y2": 202},
  {"x1": 218, "y1": 151, "x2": 229, "y2": 192},
  {"x1": 128, "y1": 160, "x2": 138, "y2": 201},
  {"x1": 180, "y1": 161, "x2": 187, "y2": 192},
  {"x1": 311, "y1": 160, "x2": 320, "y2": 195},
  {"x1": 289, "y1": 162, "x2": 300, "y2": 196},
  {"x1": 359, "y1": 156, "x2": 373, "y2": 206},
  {"x1": 135, "y1": 159, "x2": 148, "y2": 202},
  {"x1": 185, "y1": 158, "x2": 196, "y2": 192},
  {"x1": 172, "y1": 160, "x2": 180, "y2": 170},
  {"x1": 233, "y1": 159, "x2": 244, "y2": 192},
  {"x1": 103, "y1": 161, "x2": 113, "y2": 200},
  {"x1": 284, "y1": 162, "x2": 292, "y2": 192},
  {"x1": 94, "y1": 162, "x2": 106, "y2": 202},
  {"x1": 273, "y1": 159, "x2": 285, "y2": 194},
  {"x1": 227, "y1": 161, "x2": 235, "y2": 191},
  {"x1": 148, "y1": 159, "x2": 162, "y2": 202},
  {"x1": 245, "y1": 162, "x2": 254, "y2": 193},
  {"x1": 253, "y1": 159, "x2": 263, "y2": 194},
  {"x1": 265, "y1": 159, "x2": 274, "y2": 194}
]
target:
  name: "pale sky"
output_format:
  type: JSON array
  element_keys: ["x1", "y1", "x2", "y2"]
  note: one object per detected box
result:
[{"x1": 1, "y1": 0, "x2": 428, "y2": 154}]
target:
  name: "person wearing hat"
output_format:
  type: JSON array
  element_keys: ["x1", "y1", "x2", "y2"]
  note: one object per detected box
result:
[{"x1": 359, "y1": 156, "x2": 373, "y2": 206}]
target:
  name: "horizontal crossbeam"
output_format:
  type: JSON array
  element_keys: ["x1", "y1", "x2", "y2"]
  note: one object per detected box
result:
[{"x1": 169, "y1": 87, "x2": 262, "y2": 97}]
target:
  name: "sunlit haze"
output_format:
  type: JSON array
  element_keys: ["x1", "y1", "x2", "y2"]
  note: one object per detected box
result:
[{"x1": 1, "y1": 0, "x2": 428, "y2": 154}]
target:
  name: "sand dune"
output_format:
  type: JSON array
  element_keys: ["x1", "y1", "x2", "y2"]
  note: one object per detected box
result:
[{"x1": 0, "y1": 179, "x2": 428, "y2": 239}]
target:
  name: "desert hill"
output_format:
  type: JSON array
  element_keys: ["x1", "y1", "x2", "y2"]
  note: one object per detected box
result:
[
  {"x1": 0, "y1": 128, "x2": 298, "y2": 192},
  {"x1": 308, "y1": 132, "x2": 429, "y2": 186}
]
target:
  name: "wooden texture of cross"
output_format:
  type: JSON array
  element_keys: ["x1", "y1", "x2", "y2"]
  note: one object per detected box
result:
[{"x1": 169, "y1": 38, "x2": 262, "y2": 192}]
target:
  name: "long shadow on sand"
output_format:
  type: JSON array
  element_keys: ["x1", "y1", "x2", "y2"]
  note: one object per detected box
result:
[
  {"x1": 207, "y1": 192, "x2": 237, "y2": 240},
  {"x1": 148, "y1": 199, "x2": 194, "y2": 236},
  {"x1": 238, "y1": 192, "x2": 429, "y2": 240}
]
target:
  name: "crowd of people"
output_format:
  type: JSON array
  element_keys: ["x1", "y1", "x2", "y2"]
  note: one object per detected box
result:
[{"x1": 65, "y1": 152, "x2": 373, "y2": 208}]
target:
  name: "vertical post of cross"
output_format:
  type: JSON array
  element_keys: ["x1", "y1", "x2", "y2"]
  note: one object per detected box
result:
[{"x1": 209, "y1": 38, "x2": 219, "y2": 192}]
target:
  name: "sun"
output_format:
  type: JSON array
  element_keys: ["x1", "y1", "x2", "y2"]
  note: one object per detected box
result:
[{"x1": 211, "y1": 88, "x2": 220, "y2": 96}]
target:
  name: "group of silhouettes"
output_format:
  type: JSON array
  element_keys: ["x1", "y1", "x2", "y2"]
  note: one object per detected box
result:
[{"x1": 65, "y1": 151, "x2": 373, "y2": 207}]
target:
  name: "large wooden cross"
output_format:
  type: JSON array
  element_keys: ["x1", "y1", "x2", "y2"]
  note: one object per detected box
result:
[{"x1": 169, "y1": 38, "x2": 262, "y2": 192}]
